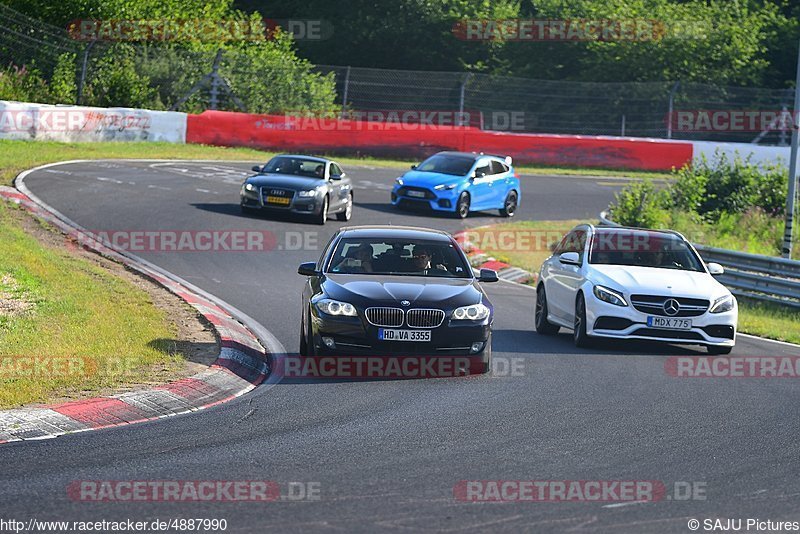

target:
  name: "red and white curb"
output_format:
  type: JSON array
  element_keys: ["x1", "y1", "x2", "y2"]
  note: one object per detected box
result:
[
  {"x1": 453, "y1": 228, "x2": 537, "y2": 285},
  {"x1": 0, "y1": 183, "x2": 275, "y2": 443}
]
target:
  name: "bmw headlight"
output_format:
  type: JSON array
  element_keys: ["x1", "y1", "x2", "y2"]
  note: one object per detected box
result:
[
  {"x1": 452, "y1": 303, "x2": 490, "y2": 321},
  {"x1": 710, "y1": 294, "x2": 735, "y2": 314},
  {"x1": 316, "y1": 299, "x2": 357, "y2": 317},
  {"x1": 297, "y1": 189, "x2": 317, "y2": 197},
  {"x1": 593, "y1": 285, "x2": 628, "y2": 307},
  {"x1": 395, "y1": 177, "x2": 404, "y2": 185},
  {"x1": 243, "y1": 182, "x2": 256, "y2": 192},
  {"x1": 434, "y1": 183, "x2": 458, "y2": 190}
]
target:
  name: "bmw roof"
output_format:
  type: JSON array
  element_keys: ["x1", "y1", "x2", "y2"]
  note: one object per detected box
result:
[{"x1": 338, "y1": 225, "x2": 454, "y2": 242}]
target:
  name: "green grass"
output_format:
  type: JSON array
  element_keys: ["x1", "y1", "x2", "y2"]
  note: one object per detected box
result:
[
  {"x1": 0, "y1": 139, "x2": 672, "y2": 187},
  {"x1": 0, "y1": 202, "x2": 186, "y2": 408},
  {"x1": 472, "y1": 219, "x2": 800, "y2": 345}
]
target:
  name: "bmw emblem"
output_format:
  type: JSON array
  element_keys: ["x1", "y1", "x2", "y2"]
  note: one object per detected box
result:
[
  {"x1": 400, "y1": 300, "x2": 410, "y2": 306},
  {"x1": 663, "y1": 298, "x2": 680, "y2": 316}
]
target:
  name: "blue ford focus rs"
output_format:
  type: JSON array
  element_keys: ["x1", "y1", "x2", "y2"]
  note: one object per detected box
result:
[{"x1": 390, "y1": 151, "x2": 521, "y2": 219}]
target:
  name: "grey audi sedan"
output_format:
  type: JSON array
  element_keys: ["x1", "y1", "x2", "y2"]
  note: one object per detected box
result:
[{"x1": 240, "y1": 155, "x2": 353, "y2": 225}]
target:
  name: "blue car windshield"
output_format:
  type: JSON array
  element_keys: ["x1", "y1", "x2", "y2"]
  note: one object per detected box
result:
[{"x1": 416, "y1": 155, "x2": 475, "y2": 176}]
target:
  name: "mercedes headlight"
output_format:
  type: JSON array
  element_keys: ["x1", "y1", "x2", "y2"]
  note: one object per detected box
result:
[
  {"x1": 593, "y1": 285, "x2": 628, "y2": 307},
  {"x1": 710, "y1": 294, "x2": 735, "y2": 314},
  {"x1": 452, "y1": 303, "x2": 490, "y2": 321},
  {"x1": 434, "y1": 183, "x2": 458, "y2": 190},
  {"x1": 316, "y1": 299, "x2": 357, "y2": 317},
  {"x1": 297, "y1": 189, "x2": 317, "y2": 197},
  {"x1": 243, "y1": 182, "x2": 256, "y2": 192}
]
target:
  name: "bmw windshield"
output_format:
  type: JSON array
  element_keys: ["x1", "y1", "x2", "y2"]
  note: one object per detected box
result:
[
  {"x1": 588, "y1": 230, "x2": 705, "y2": 272},
  {"x1": 327, "y1": 238, "x2": 472, "y2": 278}
]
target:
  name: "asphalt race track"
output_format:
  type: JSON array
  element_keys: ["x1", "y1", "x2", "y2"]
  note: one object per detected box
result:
[{"x1": 2, "y1": 160, "x2": 800, "y2": 533}]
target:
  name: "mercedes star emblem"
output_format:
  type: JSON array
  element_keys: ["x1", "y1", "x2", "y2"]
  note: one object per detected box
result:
[{"x1": 663, "y1": 298, "x2": 680, "y2": 316}]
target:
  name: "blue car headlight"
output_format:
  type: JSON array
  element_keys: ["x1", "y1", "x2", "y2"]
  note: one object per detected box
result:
[{"x1": 434, "y1": 183, "x2": 458, "y2": 191}]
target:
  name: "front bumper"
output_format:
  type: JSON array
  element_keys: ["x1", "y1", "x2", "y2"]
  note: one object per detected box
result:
[
  {"x1": 391, "y1": 186, "x2": 458, "y2": 213},
  {"x1": 310, "y1": 308, "x2": 491, "y2": 356},
  {"x1": 241, "y1": 191, "x2": 322, "y2": 215},
  {"x1": 584, "y1": 291, "x2": 737, "y2": 347}
]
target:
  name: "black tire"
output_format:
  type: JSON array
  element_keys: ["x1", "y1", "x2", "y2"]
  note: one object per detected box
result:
[
  {"x1": 300, "y1": 308, "x2": 315, "y2": 357},
  {"x1": 573, "y1": 293, "x2": 592, "y2": 348},
  {"x1": 455, "y1": 192, "x2": 470, "y2": 219},
  {"x1": 535, "y1": 285, "x2": 560, "y2": 335},
  {"x1": 707, "y1": 345, "x2": 732, "y2": 355},
  {"x1": 479, "y1": 334, "x2": 493, "y2": 374},
  {"x1": 500, "y1": 191, "x2": 518, "y2": 218},
  {"x1": 315, "y1": 196, "x2": 329, "y2": 225},
  {"x1": 336, "y1": 193, "x2": 353, "y2": 221}
]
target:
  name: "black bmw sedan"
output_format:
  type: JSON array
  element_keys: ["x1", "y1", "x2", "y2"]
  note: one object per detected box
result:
[
  {"x1": 297, "y1": 226, "x2": 498, "y2": 373},
  {"x1": 240, "y1": 154, "x2": 353, "y2": 225}
]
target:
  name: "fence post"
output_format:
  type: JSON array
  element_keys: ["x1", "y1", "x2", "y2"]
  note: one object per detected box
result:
[
  {"x1": 667, "y1": 81, "x2": 680, "y2": 139},
  {"x1": 209, "y1": 49, "x2": 223, "y2": 111},
  {"x1": 340, "y1": 66, "x2": 351, "y2": 118},
  {"x1": 76, "y1": 40, "x2": 96, "y2": 105},
  {"x1": 782, "y1": 39, "x2": 800, "y2": 259},
  {"x1": 458, "y1": 73, "x2": 471, "y2": 126},
  {"x1": 621, "y1": 114, "x2": 626, "y2": 136}
]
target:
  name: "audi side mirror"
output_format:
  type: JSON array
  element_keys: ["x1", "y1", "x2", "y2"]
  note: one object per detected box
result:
[{"x1": 251, "y1": 165, "x2": 262, "y2": 173}]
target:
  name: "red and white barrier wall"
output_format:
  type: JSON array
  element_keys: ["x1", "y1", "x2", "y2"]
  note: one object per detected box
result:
[
  {"x1": 1, "y1": 101, "x2": 790, "y2": 172},
  {"x1": 0, "y1": 101, "x2": 186, "y2": 143}
]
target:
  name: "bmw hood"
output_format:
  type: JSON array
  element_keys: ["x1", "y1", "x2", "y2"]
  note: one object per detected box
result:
[
  {"x1": 246, "y1": 173, "x2": 325, "y2": 190},
  {"x1": 399, "y1": 170, "x2": 465, "y2": 188},
  {"x1": 323, "y1": 275, "x2": 487, "y2": 309},
  {"x1": 589, "y1": 265, "x2": 729, "y2": 299}
]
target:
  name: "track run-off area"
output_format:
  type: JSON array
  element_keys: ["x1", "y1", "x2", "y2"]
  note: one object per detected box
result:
[{"x1": 3, "y1": 160, "x2": 800, "y2": 533}]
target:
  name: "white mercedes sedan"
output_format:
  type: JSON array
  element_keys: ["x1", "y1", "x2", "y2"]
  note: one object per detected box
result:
[{"x1": 535, "y1": 225, "x2": 737, "y2": 354}]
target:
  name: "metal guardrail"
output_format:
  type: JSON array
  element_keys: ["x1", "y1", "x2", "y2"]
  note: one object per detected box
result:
[{"x1": 598, "y1": 211, "x2": 800, "y2": 309}]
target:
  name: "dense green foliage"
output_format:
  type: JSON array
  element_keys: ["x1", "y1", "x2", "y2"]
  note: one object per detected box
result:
[
  {"x1": 239, "y1": 0, "x2": 799, "y2": 88},
  {"x1": 0, "y1": 0, "x2": 337, "y2": 112},
  {"x1": 609, "y1": 152, "x2": 794, "y2": 256}
]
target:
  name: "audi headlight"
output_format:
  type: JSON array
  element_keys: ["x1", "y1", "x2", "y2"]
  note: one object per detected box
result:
[
  {"x1": 434, "y1": 183, "x2": 458, "y2": 190},
  {"x1": 243, "y1": 182, "x2": 256, "y2": 192},
  {"x1": 297, "y1": 189, "x2": 317, "y2": 197},
  {"x1": 593, "y1": 285, "x2": 628, "y2": 307},
  {"x1": 710, "y1": 294, "x2": 735, "y2": 314},
  {"x1": 452, "y1": 303, "x2": 490, "y2": 321},
  {"x1": 316, "y1": 299, "x2": 357, "y2": 317},
  {"x1": 395, "y1": 177, "x2": 404, "y2": 185}
]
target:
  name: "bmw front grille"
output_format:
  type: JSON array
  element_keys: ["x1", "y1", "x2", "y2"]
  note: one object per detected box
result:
[
  {"x1": 365, "y1": 307, "x2": 404, "y2": 327},
  {"x1": 406, "y1": 309, "x2": 445, "y2": 328}
]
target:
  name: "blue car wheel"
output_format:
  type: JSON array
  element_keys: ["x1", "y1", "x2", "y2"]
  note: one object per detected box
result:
[{"x1": 456, "y1": 192, "x2": 470, "y2": 219}]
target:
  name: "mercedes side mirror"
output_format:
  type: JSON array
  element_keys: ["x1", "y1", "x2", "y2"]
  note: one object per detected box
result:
[
  {"x1": 707, "y1": 262, "x2": 724, "y2": 276},
  {"x1": 559, "y1": 252, "x2": 581, "y2": 265},
  {"x1": 479, "y1": 268, "x2": 499, "y2": 283},
  {"x1": 298, "y1": 262, "x2": 319, "y2": 276}
]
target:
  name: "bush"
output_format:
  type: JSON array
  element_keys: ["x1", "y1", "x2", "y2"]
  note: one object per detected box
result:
[{"x1": 608, "y1": 179, "x2": 670, "y2": 228}]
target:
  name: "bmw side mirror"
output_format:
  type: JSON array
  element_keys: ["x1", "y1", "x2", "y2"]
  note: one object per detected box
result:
[
  {"x1": 559, "y1": 252, "x2": 581, "y2": 265},
  {"x1": 707, "y1": 262, "x2": 724, "y2": 276},
  {"x1": 479, "y1": 268, "x2": 499, "y2": 283},
  {"x1": 251, "y1": 165, "x2": 262, "y2": 173},
  {"x1": 298, "y1": 262, "x2": 319, "y2": 276}
]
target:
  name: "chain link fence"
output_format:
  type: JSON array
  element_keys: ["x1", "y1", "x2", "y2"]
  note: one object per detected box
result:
[{"x1": 0, "y1": 3, "x2": 794, "y2": 145}]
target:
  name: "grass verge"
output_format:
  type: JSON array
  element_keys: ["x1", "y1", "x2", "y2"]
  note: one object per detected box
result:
[
  {"x1": 0, "y1": 201, "x2": 203, "y2": 408},
  {"x1": 0, "y1": 139, "x2": 672, "y2": 187},
  {"x1": 469, "y1": 220, "x2": 800, "y2": 345}
]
